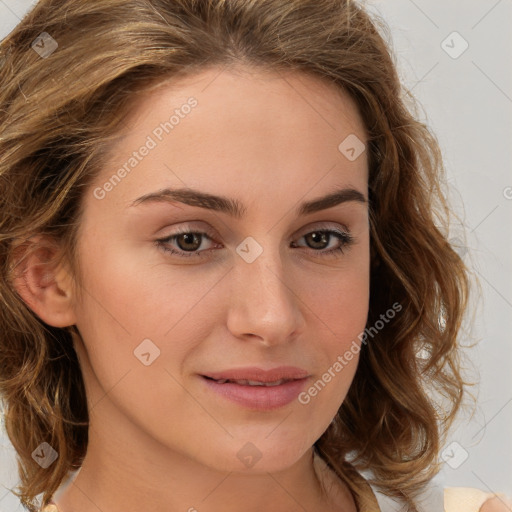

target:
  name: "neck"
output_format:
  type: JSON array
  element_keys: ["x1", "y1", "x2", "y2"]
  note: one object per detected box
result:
[{"x1": 52, "y1": 424, "x2": 352, "y2": 512}]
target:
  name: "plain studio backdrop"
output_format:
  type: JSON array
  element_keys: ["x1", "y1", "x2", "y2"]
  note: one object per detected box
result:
[{"x1": 0, "y1": 1, "x2": 511, "y2": 510}]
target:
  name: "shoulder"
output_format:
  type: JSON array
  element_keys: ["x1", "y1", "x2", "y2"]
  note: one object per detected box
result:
[{"x1": 445, "y1": 487, "x2": 512, "y2": 512}]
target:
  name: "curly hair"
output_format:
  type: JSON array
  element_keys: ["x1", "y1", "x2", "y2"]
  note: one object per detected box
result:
[{"x1": 0, "y1": 0, "x2": 476, "y2": 510}]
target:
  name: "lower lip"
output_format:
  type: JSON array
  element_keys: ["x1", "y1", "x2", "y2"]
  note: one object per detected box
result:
[{"x1": 201, "y1": 376, "x2": 309, "y2": 410}]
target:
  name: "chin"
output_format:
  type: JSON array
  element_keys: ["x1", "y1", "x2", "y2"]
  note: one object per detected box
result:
[{"x1": 202, "y1": 437, "x2": 312, "y2": 475}]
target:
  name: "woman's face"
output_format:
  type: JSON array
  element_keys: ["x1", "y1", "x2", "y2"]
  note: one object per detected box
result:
[{"x1": 70, "y1": 65, "x2": 370, "y2": 474}]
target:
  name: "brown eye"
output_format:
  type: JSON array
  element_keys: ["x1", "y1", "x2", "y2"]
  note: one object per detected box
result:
[
  {"x1": 175, "y1": 232, "x2": 203, "y2": 252},
  {"x1": 292, "y1": 229, "x2": 354, "y2": 257},
  {"x1": 155, "y1": 228, "x2": 218, "y2": 258},
  {"x1": 304, "y1": 231, "x2": 331, "y2": 250}
]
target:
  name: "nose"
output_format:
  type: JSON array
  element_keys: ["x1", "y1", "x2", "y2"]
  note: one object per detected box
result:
[{"x1": 226, "y1": 240, "x2": 306, "y2": 347}]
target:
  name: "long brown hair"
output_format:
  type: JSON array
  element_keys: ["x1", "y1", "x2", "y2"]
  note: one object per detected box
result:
[{"x1": 0, "y1": 1, "x2": 476, "y2": 510}]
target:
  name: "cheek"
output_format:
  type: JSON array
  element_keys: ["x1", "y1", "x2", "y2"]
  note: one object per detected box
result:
[
  {"x1": 301, "y1": 261, "x2": 370, "y2": 347},
  {"x1": 74, "y1": 239, "x2": 194, "y2": 334},
  {"x1": 71, "y1": 241, "x2": 223, "y2": 381},
  {"x1": 293, "y1": 261, "x2": 369, "y2": 402}
]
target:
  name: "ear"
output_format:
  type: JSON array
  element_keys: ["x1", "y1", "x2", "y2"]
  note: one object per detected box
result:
[{"x1": 10, "y1": 235, "x2": 77, "y2": 327}]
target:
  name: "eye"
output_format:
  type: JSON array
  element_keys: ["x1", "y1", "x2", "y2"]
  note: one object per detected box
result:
[
  {"x1": 155, "y1": 227, "x2": 218, "y2": 258},
  {"x1": 154, "y1": 224, "x2": 354, "y2": 259},
  {"x1": 292, "y1": 227, "x2": 354, "y2": 258}
]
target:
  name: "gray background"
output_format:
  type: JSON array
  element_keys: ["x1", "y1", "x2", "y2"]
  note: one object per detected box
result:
[{"x1": 1, "y1": 0, "x2": 511, "y2": 510}]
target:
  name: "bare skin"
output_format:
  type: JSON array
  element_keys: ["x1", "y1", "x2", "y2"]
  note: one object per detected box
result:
[
  {"x1": 480, "y1": 496, "x2": 512, "y2": 511},
  {"x1": 15, "y1": 65, "x2": 370, "y2": 512}
]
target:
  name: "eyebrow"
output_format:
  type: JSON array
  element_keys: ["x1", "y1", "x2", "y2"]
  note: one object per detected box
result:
[{"x1": 128, "y1": 186, "x2": 367, "y2": 218}]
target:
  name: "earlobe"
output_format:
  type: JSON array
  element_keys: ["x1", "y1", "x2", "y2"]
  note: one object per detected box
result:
[{"x1": 10, "y1": 236, "x2": 77, "y2": 328}]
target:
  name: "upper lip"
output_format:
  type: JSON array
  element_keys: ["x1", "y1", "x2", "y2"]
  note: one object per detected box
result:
[{"x1": 202, "y1": 366, "x2": 310, "y2": 383}]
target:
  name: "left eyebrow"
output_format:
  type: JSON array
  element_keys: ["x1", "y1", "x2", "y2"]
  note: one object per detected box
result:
[{"x1": 128, "y1": 186, "x2": 367, "y2": 219}]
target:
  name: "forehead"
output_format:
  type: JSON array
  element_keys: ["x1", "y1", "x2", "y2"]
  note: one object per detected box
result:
[
  {"x1": 89, "y1": 65, "x2": 368, "y2": 214},
  {"x1": 128, "y1": 65, "x2": 365, "y2": 129}
]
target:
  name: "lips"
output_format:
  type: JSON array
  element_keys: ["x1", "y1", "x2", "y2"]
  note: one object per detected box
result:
[
  {"x1": 201, "y1": 370, "x2": 310, "y2": 410},
  {"x1": 201, "y1": 366, "x2": 310, "y2": 384}
]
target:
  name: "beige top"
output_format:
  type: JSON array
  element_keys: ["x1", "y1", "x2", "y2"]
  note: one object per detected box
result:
[{"x1": 444, "y1": 487, "x2": 510, "y2": 512}]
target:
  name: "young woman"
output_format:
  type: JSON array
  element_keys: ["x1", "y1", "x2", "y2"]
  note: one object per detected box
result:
[{"x1": 0, "y1": 1, "x2": 510, "y2": 511}]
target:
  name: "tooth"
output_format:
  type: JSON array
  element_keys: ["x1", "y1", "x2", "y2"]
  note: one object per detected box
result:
[
  {"x1": 247, "y1": 380, "x2": 265, "y2": 386},
  {"x1": 238, "y1": 379, "x2": 286, "y2": 386},
  {"x1": 267, "y1": 380, "x2": 285, "y2": 386},
  {"x1": 213, "y1": 378, "x2": 289, "y2": 386}
]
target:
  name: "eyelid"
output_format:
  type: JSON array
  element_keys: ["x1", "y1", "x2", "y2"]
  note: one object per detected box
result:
[
  {"x1": 297, "y1": 221, "x2": 350, "y2": 235},
  {"x1": 157, "y1": 221, "x2": 217, "y2": 238},
  {"x1": 158, "y1": 220, "x2": 350, "y2": 241}
]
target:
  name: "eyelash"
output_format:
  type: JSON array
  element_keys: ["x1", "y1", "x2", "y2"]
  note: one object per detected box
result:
[{"x1": 154, "y1": 225, "x2": 355, "y2": 259}]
